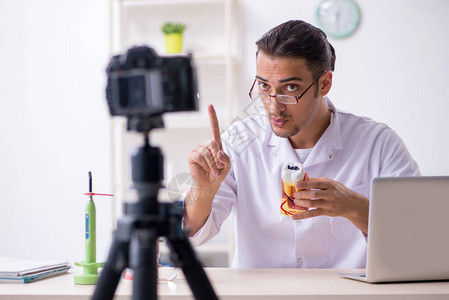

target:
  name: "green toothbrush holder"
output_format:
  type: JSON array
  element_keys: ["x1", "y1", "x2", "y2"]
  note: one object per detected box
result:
[{"x1": 74, "y1": 261, "x2": 105, "y2": 285}]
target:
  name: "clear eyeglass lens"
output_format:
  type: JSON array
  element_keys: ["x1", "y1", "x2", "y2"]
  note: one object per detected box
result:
[
  {"x1": 277, "y1": 95, "x2": 297, "y2": 104},
  {"x1": 251, "y1": 93, "x2": 296, "y2": 104},
  {"x1": 258, "y1": 94, "x2": 270, "y2": 102}
]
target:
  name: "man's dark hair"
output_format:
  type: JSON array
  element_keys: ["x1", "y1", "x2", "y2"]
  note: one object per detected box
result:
[{"x1": 256, "y1": 20, "x2": 336, "y2": 79}]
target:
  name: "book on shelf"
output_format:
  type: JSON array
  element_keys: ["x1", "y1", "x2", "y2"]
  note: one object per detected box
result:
[{"x1": 0, "y1": 256, "x2": 71, "y2": 283}]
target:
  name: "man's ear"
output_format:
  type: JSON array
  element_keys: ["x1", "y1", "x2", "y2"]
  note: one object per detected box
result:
[{"x1": 319, "y1": 71, "x2": 332, "y2": 96}]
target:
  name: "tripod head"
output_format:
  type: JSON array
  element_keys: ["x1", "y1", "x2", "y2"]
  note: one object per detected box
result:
[{"x1": 125, "y1": 115, "x2": 165, "y2": 217}]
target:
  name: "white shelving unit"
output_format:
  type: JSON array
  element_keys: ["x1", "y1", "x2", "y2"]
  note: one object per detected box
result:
[
  {"x1": 109, "y1": 0, "x2": 238, "y2": 128},
  {"x1": 108, "y1": 0, "x2": 238, "y2": 266}
]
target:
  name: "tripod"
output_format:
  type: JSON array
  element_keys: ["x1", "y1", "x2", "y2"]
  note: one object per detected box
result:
[{"x1": 92, "y1": 116, "x2": 218, "y2": 300}]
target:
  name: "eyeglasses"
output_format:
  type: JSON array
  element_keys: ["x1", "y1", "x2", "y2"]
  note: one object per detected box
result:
[{"x1": 248, "y1": 70, "x2": 327, "y2": 105}]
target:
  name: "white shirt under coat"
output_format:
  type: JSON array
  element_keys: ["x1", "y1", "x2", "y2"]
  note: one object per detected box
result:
[{"x1": 189, "y1": 98, "x2": 420, "y2": 268}]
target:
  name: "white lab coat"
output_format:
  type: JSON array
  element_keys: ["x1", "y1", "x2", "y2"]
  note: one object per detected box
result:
[{"x1": 190, "y1": 98, "x2": 420, "y2": 268}]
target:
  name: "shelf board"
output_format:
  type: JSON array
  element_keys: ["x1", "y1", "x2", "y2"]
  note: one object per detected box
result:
[
  {"x1": 160, "y1": 52, "x2": 232, "y2": 63},
  {"x1": 122, "y1": 0, "x2": 227, "y2": 8},
  {"x1": 193, "y1": 53, "x2": 230, "y2": 63}
]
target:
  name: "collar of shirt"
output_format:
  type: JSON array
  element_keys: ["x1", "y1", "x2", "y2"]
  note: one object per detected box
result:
[{"x1": 265, "y1": 97, "x2": 343, "y2": 168}]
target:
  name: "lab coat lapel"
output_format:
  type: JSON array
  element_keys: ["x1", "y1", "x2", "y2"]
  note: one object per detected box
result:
[
  {"x1": 267, "y1": 131, "x2": 299, "y2": 166},
  {"x1": 303, "y1": 110, "x2": 343, "y2": 168}
]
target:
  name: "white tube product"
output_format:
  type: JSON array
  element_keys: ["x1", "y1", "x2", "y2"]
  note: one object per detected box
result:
[{"x1": 280, "y1": 162, "x2": 308, "y2": 216}]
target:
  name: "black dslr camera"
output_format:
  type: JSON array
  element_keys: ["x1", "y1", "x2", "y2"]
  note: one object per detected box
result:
[{"x1": 105, "y1": 45, "x2": 198, "y2": 129}]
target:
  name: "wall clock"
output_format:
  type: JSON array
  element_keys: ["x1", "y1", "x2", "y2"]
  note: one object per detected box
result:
[{"x1": 316, "y1": 0, "x2": 361, "y2": 39}]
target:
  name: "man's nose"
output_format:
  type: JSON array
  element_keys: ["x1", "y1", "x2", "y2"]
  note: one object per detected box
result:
[{"x1": 268, "y1": 96, "x2": 286, "y2": 113}]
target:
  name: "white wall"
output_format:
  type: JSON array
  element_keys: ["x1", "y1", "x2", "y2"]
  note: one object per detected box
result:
[
  {"x1": 0, "y1": 0, "x2": 112, "y2": 261},
  {"x1": 1, "y1": 0, "x2": 448, "y2": 263}
]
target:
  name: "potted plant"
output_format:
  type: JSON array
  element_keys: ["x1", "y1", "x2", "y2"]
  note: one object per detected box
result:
[{"x1": 161, "y1": 22, "x2": 186, "y2": 54}]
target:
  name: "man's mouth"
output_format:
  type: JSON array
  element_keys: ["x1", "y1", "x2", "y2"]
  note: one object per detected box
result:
[{"x1": 271, "y1": 116, "x2": 288, "y2": 127}]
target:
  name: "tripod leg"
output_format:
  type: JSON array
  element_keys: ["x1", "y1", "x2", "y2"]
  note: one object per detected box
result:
[
  {"x1": 130, "y1": 228, "x2": 158, "y2": 300},
  {"x1": 92, "y1": 239, "x2": 128, "y2": 300},
  {"x1": 167, "y1": 236, "x2": 218, "y2": 300}
]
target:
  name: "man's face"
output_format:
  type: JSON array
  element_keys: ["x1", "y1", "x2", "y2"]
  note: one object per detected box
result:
[{"x1": 255, "y1": 52, "x2": 325, "y2": 142}]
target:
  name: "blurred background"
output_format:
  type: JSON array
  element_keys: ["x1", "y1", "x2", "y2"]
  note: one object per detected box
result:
[{"x1": 0, "y1": 0, "x2": 448, "y2": 267}]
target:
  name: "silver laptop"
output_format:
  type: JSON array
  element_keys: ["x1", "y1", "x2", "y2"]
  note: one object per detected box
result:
[{"x1": 343, "y1": 176, "x2": 449, "y2": 283}]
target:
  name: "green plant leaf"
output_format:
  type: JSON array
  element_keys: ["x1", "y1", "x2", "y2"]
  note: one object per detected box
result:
[{"x1": 161, "y1": 22, "x2": 186, "y2": 34}]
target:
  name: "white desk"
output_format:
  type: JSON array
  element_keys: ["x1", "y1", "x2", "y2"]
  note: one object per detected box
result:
[{"x1": 1, "y1": 267, "x2": 449, "y2": 299}]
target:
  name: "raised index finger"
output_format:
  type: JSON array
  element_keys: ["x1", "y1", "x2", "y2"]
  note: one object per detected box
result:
[{"x1": 208, "y1": 104, "x2": 222, "y2": 150}]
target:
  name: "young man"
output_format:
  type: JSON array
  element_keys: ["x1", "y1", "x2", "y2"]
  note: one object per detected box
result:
[{"x1": 184, "y1": 20, "x2": 420, "y2": 268}]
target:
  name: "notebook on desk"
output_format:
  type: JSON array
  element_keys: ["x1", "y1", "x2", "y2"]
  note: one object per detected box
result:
[
  {"x1": 343, "y1": 176, "x2": 449, "y2": 283},
  {"x1": 0, "y1": 257, "x2": 71, "y2": 283}
]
